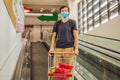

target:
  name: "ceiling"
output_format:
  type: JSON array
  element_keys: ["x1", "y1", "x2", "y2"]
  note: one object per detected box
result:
[{"x1": 23, "y1": 0, "x2": 68, "y2": 14}]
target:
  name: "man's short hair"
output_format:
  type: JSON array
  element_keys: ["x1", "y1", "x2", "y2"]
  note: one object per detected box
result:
[{"x1": 59, "y1": 6, "x2": 70, "y2": 12}]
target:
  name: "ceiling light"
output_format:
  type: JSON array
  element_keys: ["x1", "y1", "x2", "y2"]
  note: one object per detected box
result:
[
  {"x1": 40, "y1": 9, "x2": 43, "y2": 12},
  {"x1": 51, "y1": 10, "x2": 54, "y2": 12},
  {"x1": 40, "y1": 8, "x2": 44, "y2": 12},
  {"x1": 24, "y1": 10, "x2": 30, "y2": 13},
  {"x1": 53, "y1": 8, "x2": 55, "y2": 11},
  {"x1": 25, "y1": 13, "x2": 52, "y2": 16},
  {"x1": 51, "y1": 8, "x2": 56, "y2": 13},
  {"x1": 41, "y1": 8, "x2": 44, "y2": 10}
]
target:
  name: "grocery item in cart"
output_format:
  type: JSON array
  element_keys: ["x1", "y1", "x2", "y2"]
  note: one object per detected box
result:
[
  {"x1": 58, "y1": 62, "x2": 74, "y2": 70},
  {"x1": 48, "y1": 62, "x2": 73, "y2": 80}
]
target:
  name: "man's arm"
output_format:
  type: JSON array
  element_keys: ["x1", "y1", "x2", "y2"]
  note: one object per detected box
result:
[
  {"x1": 73, "y1": 30, "x2": 79, "y2": 55},
  {"x1": 49, "y1": 32, "x2": 57, "y2": 53}
]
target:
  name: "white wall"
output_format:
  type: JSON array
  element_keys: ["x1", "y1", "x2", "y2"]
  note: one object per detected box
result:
[
  {"x1": 0, "y1": 0, "x2": 24, "y2": 79},
  {"x1": 42, "y1": 26, "x2": 53, "y2": 45},
  {"x1": 30, "y1": 25, "x2": 53, "y2": 44},
  {"x1": 31, "y1": 26, "x2": 40, "y2": 42},
  {"x1": 69, "y1": 0, "x2": 81, "y2": 29}
]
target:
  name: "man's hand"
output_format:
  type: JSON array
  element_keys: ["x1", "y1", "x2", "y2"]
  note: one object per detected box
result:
[
  {"x1": 48, "y1": 47, "x2": 54, "y2": 54},
  {"x1": 74, "y1": 49, "x2": 79, "y2": 56}
]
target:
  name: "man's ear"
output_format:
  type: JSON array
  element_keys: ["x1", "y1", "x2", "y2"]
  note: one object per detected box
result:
[
  {"x1": 68, "y1": 11, "x2": 70, "y2": 15},
  {"x1": 68, "y1": 13, "x2": 70, "y2": 16}
]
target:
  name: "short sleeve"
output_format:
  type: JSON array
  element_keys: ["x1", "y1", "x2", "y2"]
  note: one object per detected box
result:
[
  {"x1": 72, "y1": 20, "x2": 78, "y2": 30},
  {"x1": 52, "y1": 22, "x2": 57, "y2": 32}
]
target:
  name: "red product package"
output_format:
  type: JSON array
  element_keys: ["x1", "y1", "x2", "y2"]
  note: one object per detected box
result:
[
  {"x1": 58, "y1": 63, "x2": 74, "y2": 70},
  {"x1": 54, "y1": 75, "x2": 68, "y2": 80},
  {"x1": 55, "y1": 67, "x2": 68, "y2": 74},
  {"x1": 48, "y1": 63, "x2": 74, "y2": 80},
  {"x1": 53, "y1": 67, "x2": 68, "y2": 80}
]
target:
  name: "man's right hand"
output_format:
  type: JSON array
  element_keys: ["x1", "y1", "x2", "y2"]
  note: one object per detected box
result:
[{"x1": 48, "y1": 47, "x2": 54, "y2": 54}]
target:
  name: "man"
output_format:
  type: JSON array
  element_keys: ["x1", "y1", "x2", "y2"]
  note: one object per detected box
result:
[{"x1": 49, "y1": 5, "x2": 78, "y2": 66}]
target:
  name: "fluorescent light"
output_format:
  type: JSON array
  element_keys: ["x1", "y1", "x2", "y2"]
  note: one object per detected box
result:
[
  {"x1": 25, "y1": 13, "x2": 53, "y2": 16},
  {"x1": 52, "y1": 8, "x2": 55, "y2": 11},
  {"x1": 24, "y1": 10, "x2": 30, "y2": 13},
  {"x1": 40, "y1": 10, "x2": 43, "y2": 12}
]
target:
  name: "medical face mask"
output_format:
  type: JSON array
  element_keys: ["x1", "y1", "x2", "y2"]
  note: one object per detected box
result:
[{"x1": 61, "y1": 12, "x2": 68, "y2": 19}]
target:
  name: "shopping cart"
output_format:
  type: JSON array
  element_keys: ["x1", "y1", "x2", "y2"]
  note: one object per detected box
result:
[{"x1": 48, "y1": 52, "x2": 76, "y2": 80}]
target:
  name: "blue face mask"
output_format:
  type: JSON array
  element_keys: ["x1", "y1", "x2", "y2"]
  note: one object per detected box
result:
[{"x1": 61, "y1": 12, "x2": 68, "y2": 19}]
